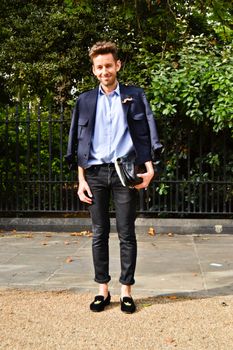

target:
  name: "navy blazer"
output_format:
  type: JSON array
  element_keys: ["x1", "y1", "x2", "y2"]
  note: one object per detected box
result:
[{"x1": 65, "y1": 84, "x2": 162, "y2": 170}]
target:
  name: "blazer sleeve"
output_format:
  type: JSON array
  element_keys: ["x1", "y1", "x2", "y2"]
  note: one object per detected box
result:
[
  {"x1": 141, "y1": 91, "x2": 163, "y2": 161},
  {"x1": 64, "y1": 98, "x2": 79, "y2": 170}
]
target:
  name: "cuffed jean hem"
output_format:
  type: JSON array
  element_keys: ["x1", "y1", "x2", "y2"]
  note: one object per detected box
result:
[
  {"x1": 119, "y1": 278, "x2": 135, "y2": 286},
  {"x1": 94, "y1": 277, "x2": 111, "y2": 284}
]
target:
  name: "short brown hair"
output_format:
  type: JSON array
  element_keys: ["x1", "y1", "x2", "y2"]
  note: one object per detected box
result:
[{"x1": 89, "y1": 41, "x2": 118, "y2": 62}]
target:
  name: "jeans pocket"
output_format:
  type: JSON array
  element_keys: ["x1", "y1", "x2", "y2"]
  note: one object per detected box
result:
[{"x1": 86, "y1": 166, "x2": 99, "y2": 177}]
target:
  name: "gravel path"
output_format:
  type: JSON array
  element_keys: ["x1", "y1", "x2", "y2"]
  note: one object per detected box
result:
[{"x1": 1, "y1": 289, "x2": 233, "y2": 350}]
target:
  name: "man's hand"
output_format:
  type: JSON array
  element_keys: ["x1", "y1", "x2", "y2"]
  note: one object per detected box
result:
[
  {"x1": 134, "y1": 161, "x2": 154, "y2": 190},
  {"x1": 77, "y1": 167, "x2": 93, "y2": 204},
  {"x1": 77, "y1": 179, "x2": 93, "y2": 204}
]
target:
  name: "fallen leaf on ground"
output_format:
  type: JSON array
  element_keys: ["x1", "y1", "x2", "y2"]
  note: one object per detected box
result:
[
  {"x1": 141, "y1": 303, "x2": 153, "y2": 308},
  {"x1": 148, "y1": 227, "x2": 155, "y2": 236},
  {"x1": 24, "y1": 234, "x2": 34, "y2": 238},
  {"x1": 9, "y1": 233, "x2": 34, "y2": 238},
  {"x1": 70, "y1": 232, "x2": 81, "y2": 236},
  {"x1": 70, "y1": 231, "x2": 92, "y2": 237}
]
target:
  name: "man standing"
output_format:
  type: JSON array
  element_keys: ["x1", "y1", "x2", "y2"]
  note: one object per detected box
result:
[{"x1": 66, "y1": 41, "x2": 162, "y2": 313}]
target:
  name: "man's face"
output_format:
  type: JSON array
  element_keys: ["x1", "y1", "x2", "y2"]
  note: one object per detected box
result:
[{"x1": 92, "y1": 53, "x2": 121, "y2": 91}]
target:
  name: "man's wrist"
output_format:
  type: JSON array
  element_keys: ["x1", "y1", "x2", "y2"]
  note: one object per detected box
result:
[
  {"x1": 144, "y1": 161, "x2": 154, "y2": 174},
  {"x1": 78, "y1": 167, "x2": 86, "y2": 182}
]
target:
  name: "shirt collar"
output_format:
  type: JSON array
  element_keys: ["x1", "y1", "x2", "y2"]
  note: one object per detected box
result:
[{"x1": 99, "y1": 83, "x2": 120, "y2": 96}]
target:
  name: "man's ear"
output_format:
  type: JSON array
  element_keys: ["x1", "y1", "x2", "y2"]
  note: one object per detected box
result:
[{"x1": 116, "y1": 60, "x2": 121, "y2": 72}]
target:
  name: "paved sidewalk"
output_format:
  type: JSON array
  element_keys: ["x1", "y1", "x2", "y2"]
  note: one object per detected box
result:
[
  {"x1": 0, "y1": 231, "x2": 232, "y2": 297},
  {"x1": 1, "y1": 231, "x2": 233, "y2": 350}
]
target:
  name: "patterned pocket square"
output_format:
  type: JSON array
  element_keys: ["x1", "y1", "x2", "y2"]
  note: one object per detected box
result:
[{"x1": 122, "y1": 97, "x2": 133, "y2": 104}]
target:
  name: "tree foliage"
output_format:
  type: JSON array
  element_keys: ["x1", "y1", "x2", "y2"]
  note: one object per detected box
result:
[
  {"x1": 145, "y1": 36, "x2": 233, "y2": 132},
  {"x1": 1, "y1": 0, "x2": 233, "y2": 214},
  {"x1": 0, "y1": 0, "x2": 232, "y2": 104}
]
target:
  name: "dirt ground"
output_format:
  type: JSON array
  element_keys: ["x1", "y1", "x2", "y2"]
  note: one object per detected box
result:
[{"x1": 0, "y1": 289, "x2": 233, "y2": 350}]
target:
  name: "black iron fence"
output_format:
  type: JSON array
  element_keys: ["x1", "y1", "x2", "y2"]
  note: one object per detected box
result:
[{"x1": 0, "y1": 104, "x2": 232, "y2": 217}]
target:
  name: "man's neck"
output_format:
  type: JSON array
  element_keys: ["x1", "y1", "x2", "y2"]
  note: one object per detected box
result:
[{"x1": 100, "y1": 81, "x2": 118, "y2": 95}]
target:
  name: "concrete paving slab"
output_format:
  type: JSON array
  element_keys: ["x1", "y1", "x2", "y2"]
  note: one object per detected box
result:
[
  {"x1": 44, "y1": 274, "x2": 94, "y2": 287},
  {"x1": 0, "y1": 253, "x2": 19, "y2": 264},
  {"x1": 7, "y1": 270, "x2": 53, "y2": 285},
  {"x1": 0, "y1": 231, "x2": 233, "y2": 297},
  {"x1": 57, "y1": 258, "x2": 93, "y2": 274},
  {"x1": 193, "y1": 235, "x2": 233, "y2": 293}
]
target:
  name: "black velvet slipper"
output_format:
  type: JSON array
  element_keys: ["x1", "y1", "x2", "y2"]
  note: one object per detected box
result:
[
  {"x1": 120, "y1": 296, "x2": 136, "y2": 314},
  {"x1": 90, "y1": 292, "x2": 111, "y2": 312}
]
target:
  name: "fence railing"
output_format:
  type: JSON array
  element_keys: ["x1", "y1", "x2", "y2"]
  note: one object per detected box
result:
[{"x1": 0, "y1": 104, "x2": 232, "y2": 217}]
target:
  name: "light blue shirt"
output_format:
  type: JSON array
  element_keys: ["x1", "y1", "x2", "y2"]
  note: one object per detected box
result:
[{"x1": 87, "y1": 84, "x2": 134, "y2": 166}]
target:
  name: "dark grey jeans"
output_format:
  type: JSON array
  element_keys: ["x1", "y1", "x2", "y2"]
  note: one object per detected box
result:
[{"x1": 85, "y1": 164, "x2": 137, "y2": 285}]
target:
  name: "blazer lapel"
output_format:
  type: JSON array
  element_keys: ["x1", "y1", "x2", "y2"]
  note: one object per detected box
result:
[{"x1": 85, "y1": 87, "x2": 98, "y2": 121}]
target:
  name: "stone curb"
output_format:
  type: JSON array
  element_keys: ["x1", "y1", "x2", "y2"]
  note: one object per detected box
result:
[{"x1": 0, "y1": 217, "x2": 233, "y2": 234}]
